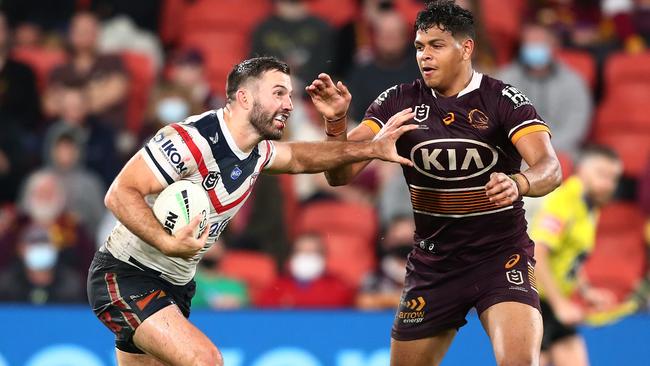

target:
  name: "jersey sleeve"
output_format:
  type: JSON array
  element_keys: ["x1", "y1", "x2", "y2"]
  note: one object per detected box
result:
[
  {"x1": 529, "y1": 191, "x2": 570, "y2": 251},
  {"x1": 260, "y1": 140, "x2": 277, "y2": 171},
  {"x1": 497, "y1": 84, "x2": 551, "y2": 145},
  {"x1": 140, "y1": 125, "x2": 198, "y2": 188},
  {"x1": 361, "y1": 84, "x2": 405, "y2": 135}
]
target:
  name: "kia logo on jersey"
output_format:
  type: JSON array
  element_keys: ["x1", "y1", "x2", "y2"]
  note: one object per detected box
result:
[{"x1": 410, "y1": 138, "x2": 498, "y2": 181}]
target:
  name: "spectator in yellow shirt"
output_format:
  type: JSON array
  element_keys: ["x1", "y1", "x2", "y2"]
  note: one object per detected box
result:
[{"x1": 530, "y1": 145, "x2": 622, "y2": 366}]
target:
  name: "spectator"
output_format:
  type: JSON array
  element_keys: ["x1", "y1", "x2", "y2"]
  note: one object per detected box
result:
[
  {"x1": 193, "y1": 242, "x2": 249, "y2": 310},
  {"x1": 167, "y1": 49, "x2": 217, "y2": 110},
  {"x1": 48, "y1": 132, "x2": 106, "y2": 237},
  {"x1": 45, "y1": 11, "x2": 128, "y2": 129},
  {"x1": 346, "y1": 10, "x2": 420, "y2": 122},
  {"x1": 497, "y1": 23, "x2": 592, "y2": 158},
  {"x1": 357, "y1": 215, "x2": 414, "y2": 310},
  {"x1": 530, "y1": 145, "x2": 622, "y2": 366},
  {"x1": 43, "y1": 83, "x2": 120, "y2": 186},
  {"x1": 250, "y1": 0, "x2": 334, "y2": 87},
  {"x1": 0, "y1": 231, "x2": 85, "y2": 304},
  {"x1": 255, "y1": 233, "x2": 355, "y2": 308}
]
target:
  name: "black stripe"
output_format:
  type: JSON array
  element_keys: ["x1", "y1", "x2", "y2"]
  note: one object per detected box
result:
[{"x1": 144, "y1": 145, "x2": 174, "y2": 185}]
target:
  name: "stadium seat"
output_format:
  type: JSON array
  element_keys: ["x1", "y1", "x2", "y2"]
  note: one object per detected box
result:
[
  {"x1": 11, "y1": 47, "x2": 66, "y2": 92},
  {"x1": 121, "y1": 51, "x2": 156, "y2": 134},
  {"x1": 220, "y1": 250, "x2": 278, "y2": 295},
  {"x1": 180, "y1": 0, "x2": 271, "y2": 36},
  {"x1": 307, "y1": 0, "x2": 359, "y2": 27},
  {"x1": 295, "y1": 201, "x2": 379, "y2": 287},
  {"x1": 480, "y1": 0, "x2": 527, "y2": 65},
  {"x1": 555, "y1": 49, "x2": 597, "y2": 90},
  {"x1": 593, "y1": 95, "x2": 650, "y2": 135},
  {"x1": 603, "y1": 51, "x2": 650, "y2": 97},
  {"x1": 159, "y1": 0, "x2": 186, "y2": 46},
  {"x1": 593, "y1": 132, "x2": 650, "y2": 178}
]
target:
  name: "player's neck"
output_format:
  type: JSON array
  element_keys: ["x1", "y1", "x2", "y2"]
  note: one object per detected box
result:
[
  {"x1": 434, "y1": 64, "x2": 474, "y2": 97},
  {"x1": 222, "y1": 105, "x2": 261, "y2": 153}
]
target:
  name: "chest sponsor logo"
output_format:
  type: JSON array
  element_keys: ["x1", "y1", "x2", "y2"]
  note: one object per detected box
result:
[
  {"x1": 202, "y1": 171, "x2": 220, "y2": 191},
  {"x1": 501, "y1": 85, "x2": 532, "y2": 109},
  {"x1": 414, "y1": 104, "x2": 430, "y2": 122},
  {"x1": 230, "y1": 166, "x2": 242, "y2": 180},
  {"x1": 468, "y1": 109, "x2": 489, "y2": 129},
  {"x1": 410, "y1": 139, "x2": 498, "y2": 181},
  {"x1": 160, "y1": 140, "x2": 188, "y2": 174}
]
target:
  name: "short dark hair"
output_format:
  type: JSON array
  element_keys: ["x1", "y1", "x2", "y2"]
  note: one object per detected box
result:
[
  {"x1": 577, "y1": 144, "x2": 620, "y2": 165},
  {"x1": 225, "y1": 56, "x2": 290, "y2": 103},
  {"x1": 414, "y1": 0, "x2": 475, "y2": 40}
]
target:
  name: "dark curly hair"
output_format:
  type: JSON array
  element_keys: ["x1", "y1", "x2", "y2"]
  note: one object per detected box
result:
[
  {"x1": 226, "y1": 56, "x2": 290, "y2": 103},
  {"x1": 415, "y1": 0, "x2": 475, "y2": 40}
]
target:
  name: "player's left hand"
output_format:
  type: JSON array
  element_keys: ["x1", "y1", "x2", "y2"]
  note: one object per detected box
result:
[
  {"x1": 485, "y1": 172, "x2": 519, "y2": 207},
  {"x1": 305, "y1": 73, "x2": 351, "y2": 121}
]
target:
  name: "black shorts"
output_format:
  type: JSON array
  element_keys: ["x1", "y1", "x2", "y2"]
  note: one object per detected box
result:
[
  {"x1": 87, "y1": 250, "x2": 196, "y2": 354},
  {"x1": 391, "y1": 245, "x2": 540, "y2": 341},
  {"x1": 540, "y1": 299, "x2": 578, "y2": 350}
]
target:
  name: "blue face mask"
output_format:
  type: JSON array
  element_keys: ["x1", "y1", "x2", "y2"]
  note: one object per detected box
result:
[
  {"x1": 24, "y1": 244, "x2": 58, "y2": 271},
  {"x1": 520, "y1": 43, "x2": 552, "y2": 68},
  {"x1": 156, "y1": 98, "x2": 189, "y2": 125}
]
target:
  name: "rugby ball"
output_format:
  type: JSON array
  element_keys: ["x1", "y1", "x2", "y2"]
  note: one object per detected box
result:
[{"x1": 153, "y1": 180, "x2": 210, "y2": 239}]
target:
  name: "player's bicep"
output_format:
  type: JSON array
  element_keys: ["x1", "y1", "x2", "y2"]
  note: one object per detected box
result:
[
  {"x1": 264, "y1": 142, "x2": 293, "y2": 174},
  {"x1": 514, "y1": 131, "x2": 557, "y2": 168}
]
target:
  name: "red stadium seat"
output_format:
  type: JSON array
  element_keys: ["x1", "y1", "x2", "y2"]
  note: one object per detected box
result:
[
  {"x1": 295, "y1": 201, "x2": 379, "y2": 287},
  {"x1": 180, "y1": 0, "x2": 271, "y2": 36},
  {"x1": 555, "y1": 49, "x2": 596, "y2": 90},
  {"x1": 603, "y1": 51, "x2": 650, "y2": 97},
  {"x1": 220, "y1": 250, "x2": 278, "y2": 294},
  {"x1": 593, "y1": 132, "x2": 650, "y2": 178},
  {"x1": 480, "y1": 0, "x2": 527, "y2": 65},
  {"x1": 160, "y1": 0, "x2": 186, "y2": 46},
  {"x1": 11, "y1": 47, "x2": 66, "y2": 92},
  {"x1": 307, "y1": 0, "x2": 359, "y2": 27},
  {"x1": 121, "y1": 51, "x2": 156, "y2": 134},
  {"x1": 593, "y1": 96, "x2": 650, "y2": 135}
]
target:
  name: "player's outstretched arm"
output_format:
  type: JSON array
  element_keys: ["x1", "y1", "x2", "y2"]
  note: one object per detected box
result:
[
  {"x1": 104, "y1": 154, "x2": 207, "y2": 259},
  {"x1": 265, "y1": 111, "x2": 416, "y2": 174},
  {"x1": 485, "y1": 131, "x2": 561, "y2": 207}
]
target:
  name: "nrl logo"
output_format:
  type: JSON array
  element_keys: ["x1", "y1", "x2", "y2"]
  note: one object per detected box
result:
[
  {"x1": 414, "y1": 104, "x2": 430, "y2": 122},
  {"x1": 202, "y1": 171, "x2": 220, "y2": 191}
]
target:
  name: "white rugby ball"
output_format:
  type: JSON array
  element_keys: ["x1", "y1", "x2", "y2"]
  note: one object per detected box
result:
[{"x1": 153, "y1": 180, "x2": 210, "y2": 239}]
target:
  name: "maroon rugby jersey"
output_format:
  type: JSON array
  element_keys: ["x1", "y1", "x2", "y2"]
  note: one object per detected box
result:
[{"x1": 363, "y1": 72, "x2": 551, "y2": 262}]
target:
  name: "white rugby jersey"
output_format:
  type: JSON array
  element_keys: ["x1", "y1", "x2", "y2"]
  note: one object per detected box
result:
[{"x1": 105, "y1": 108, "x2": 276, "y2": 285}]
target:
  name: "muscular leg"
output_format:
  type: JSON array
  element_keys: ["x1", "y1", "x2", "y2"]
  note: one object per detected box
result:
[
  {"x1": 129, "y1": 304, "x2": 223, "y2": 366},
  {"x1": 548, "y1": 335, "x2": 589, "y2": 366},
  {"x1": 116, "y1": 350, "x2": 167, "y2": 366},
  {"x1": 480, "y1": 302, "x2": 543, "y2": 366},
  {"x1": 390, "y1": 329, "x2": 457, "y2": 366}
]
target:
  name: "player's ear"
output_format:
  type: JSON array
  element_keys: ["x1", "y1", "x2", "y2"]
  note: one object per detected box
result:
[
  {"x1": 461, "y1": 37, "x2": 474, "y2": 61},
  {"x1": 236, "y1": 88, "x2": 252, "y2": 110}
]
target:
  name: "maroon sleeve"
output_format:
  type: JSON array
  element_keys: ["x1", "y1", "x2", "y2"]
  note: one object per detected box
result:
[
  {"x1": 361, "y1": 84, "x2": 407, "y2": 135},
  {"x1": 496, "y1": 84, "x2": 551, "y2": 145}
]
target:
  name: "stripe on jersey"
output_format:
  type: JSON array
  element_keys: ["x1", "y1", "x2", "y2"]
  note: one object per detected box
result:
[
  {"x1": 144, "y1": 145, "x2": 174, "y2": 185},
  {"x1": 362, "y1": 119, "x2": 382, "y2": 135},
  {"x1": 510, "y1": 124, "x2": 551, "y2": 145},
  {"x1": 170, "y1": 124, "x2": 271, "y2": 213},
  {"x1": 105, "y1": 273, "x2": 141, "y2": 329},
  {"x1": 409, "y1": 185, "x2": 512, "y2": 217}
]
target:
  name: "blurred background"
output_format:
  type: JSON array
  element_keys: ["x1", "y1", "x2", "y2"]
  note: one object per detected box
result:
[{"x1": 0, "y1": 0, "x2": 649, "y2": 365}]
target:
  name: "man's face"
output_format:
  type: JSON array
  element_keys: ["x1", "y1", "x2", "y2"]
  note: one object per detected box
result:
[
  {"x1": 248, "y1": 70, "x2": 293, "y2": 140},
  {"x1": 580, "y1": 156, "x2": 622, "y2": 206},
  {"x1": 414, "y1": 27, "x2": 468, "y2": 91},
  {"x1": 70, "y1": 13, "x2": 98, "y2": 52}
]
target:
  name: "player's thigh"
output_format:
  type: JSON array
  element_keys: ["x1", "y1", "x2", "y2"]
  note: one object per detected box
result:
[
  {"x1": 133, "y1": 304, "x2": 223, "y2": 366},
  {"x1": 390, "y1": 330, "x2": 456, "y2": 366},
  {"x1": 480, "y1": 301, "x2": 543, "y2": 366},
  {"x1": 549, "y1": 335, "x2": 589, "y2": 366},
  {"x1": 116, "y1": 349, "x2": 167, "y2": 366}
]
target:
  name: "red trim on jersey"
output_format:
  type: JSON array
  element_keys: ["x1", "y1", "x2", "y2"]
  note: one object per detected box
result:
[
  {"x1": 170, "y1": 124, "x2": 270, "y2": 213},
  {"x1": 105, "y1": 273, "x2": 140, "y2": 329}
]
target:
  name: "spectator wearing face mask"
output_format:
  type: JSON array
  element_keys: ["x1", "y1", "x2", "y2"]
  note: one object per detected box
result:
[
  {"x1": 0, "y1": 231, "x2": 85, "y2": 304},
  {"x1": 255, "y1": 233, "x2": 355, "y2": 308},
  {"x1": 497, "y1": 23, "x2": 592, "y2": 158},
  {"x1": 192, "y1": 241, "x2": 250, "y2": 310},
  {"x1": 357, "y1": 215, "x2": 414, "y2": 309}
]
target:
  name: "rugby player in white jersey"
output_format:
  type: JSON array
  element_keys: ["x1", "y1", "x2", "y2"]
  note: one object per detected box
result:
[{"x1": 87, "y1": 56, "x2": 417, "y2": 366}]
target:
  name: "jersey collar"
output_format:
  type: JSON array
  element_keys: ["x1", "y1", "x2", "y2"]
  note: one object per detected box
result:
[
  {"x1": 216, "y1": 108, "x2": 252, "y2": 160},
  {"x1": 431, "y1": 70, "x2": 483, "y2": 98}
]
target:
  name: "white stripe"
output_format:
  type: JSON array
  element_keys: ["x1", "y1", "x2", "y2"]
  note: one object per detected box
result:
[
  {"x1": 409, "y1": 184, "x2": 486, "y2": 192},
  {"x1": 413, "y1": 206, "x2": 513, "y2": 218},
  {"x1": 457, "y1": 71, "x2": 483, "y2": 98},
  {"x1": 216, "y1": 108, "x2": 251, "y2": 160},
  {"x1": 508, "y1": 119, "x2": 547, "y2": 139}
]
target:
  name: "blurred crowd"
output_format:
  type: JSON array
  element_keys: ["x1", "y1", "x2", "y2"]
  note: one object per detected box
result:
[{"x1": 0, "y1": 0, "x2": 649, "y2": 313}]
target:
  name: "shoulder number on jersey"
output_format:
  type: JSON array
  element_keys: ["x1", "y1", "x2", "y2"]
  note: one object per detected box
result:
[{"x1": 501, "y1": 86, "x2": 532, "y2": 109}]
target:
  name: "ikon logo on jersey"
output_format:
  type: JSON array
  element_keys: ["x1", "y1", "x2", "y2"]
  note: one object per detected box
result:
[
  {"x1": 410, "y1": 139, "x2": 498, "y2": 180},
  {"x1": 159, "y1": 140, "x2": 189, "y2": 174}
]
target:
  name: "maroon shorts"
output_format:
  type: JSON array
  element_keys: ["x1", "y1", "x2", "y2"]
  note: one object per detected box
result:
[{"x1": 391, "y1": 244, "x2": 540, "y2": 341}]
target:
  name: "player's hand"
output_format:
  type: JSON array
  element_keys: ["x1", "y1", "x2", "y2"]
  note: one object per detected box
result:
[
  {"x1": 485, "y1": 172, "x2": 519, "y2": 207},
  {"x1": 552, "y1": 297, "x2": 585, "y2": 325},
  {"x1": 161, "y1": 214, "x2": 209, "y2": 259},
  {"x1": 305, "y1": 73, "x2": 351, "y2": 121},
  {"x1": 372, "y1": 108, "x2": 417, "y2": 166},
  {"x1": 582, "y1": 287, "x2": 618, "y2": 311}
]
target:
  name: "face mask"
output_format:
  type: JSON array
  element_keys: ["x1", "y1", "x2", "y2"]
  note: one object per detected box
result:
[
  {"x1": 24, "y1": 244, "x2": 58, "y2": 271},
  {"x1": 290, "y1": 253, "x2": 325, "y2": 282},
  {"x1": 381, "y1": 256, "x2": 407, "y2": 284},
  {"x1": 156, "y1": 97, "x2": 189, "y2": 124},
  {"x1": 520, "y1": 43, "x2": 551, "y2": 68}
]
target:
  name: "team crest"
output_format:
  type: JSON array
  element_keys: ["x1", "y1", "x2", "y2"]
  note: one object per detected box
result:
[
  {"x1": 468, "y1": 109, "x2": 489, "y2": 130},
  {"x1": 414, "y1": 104, "x2": 430, "y2": 122},
  {"x1": 202, "y1": 171, "x2": 220, "y2": 190}
]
